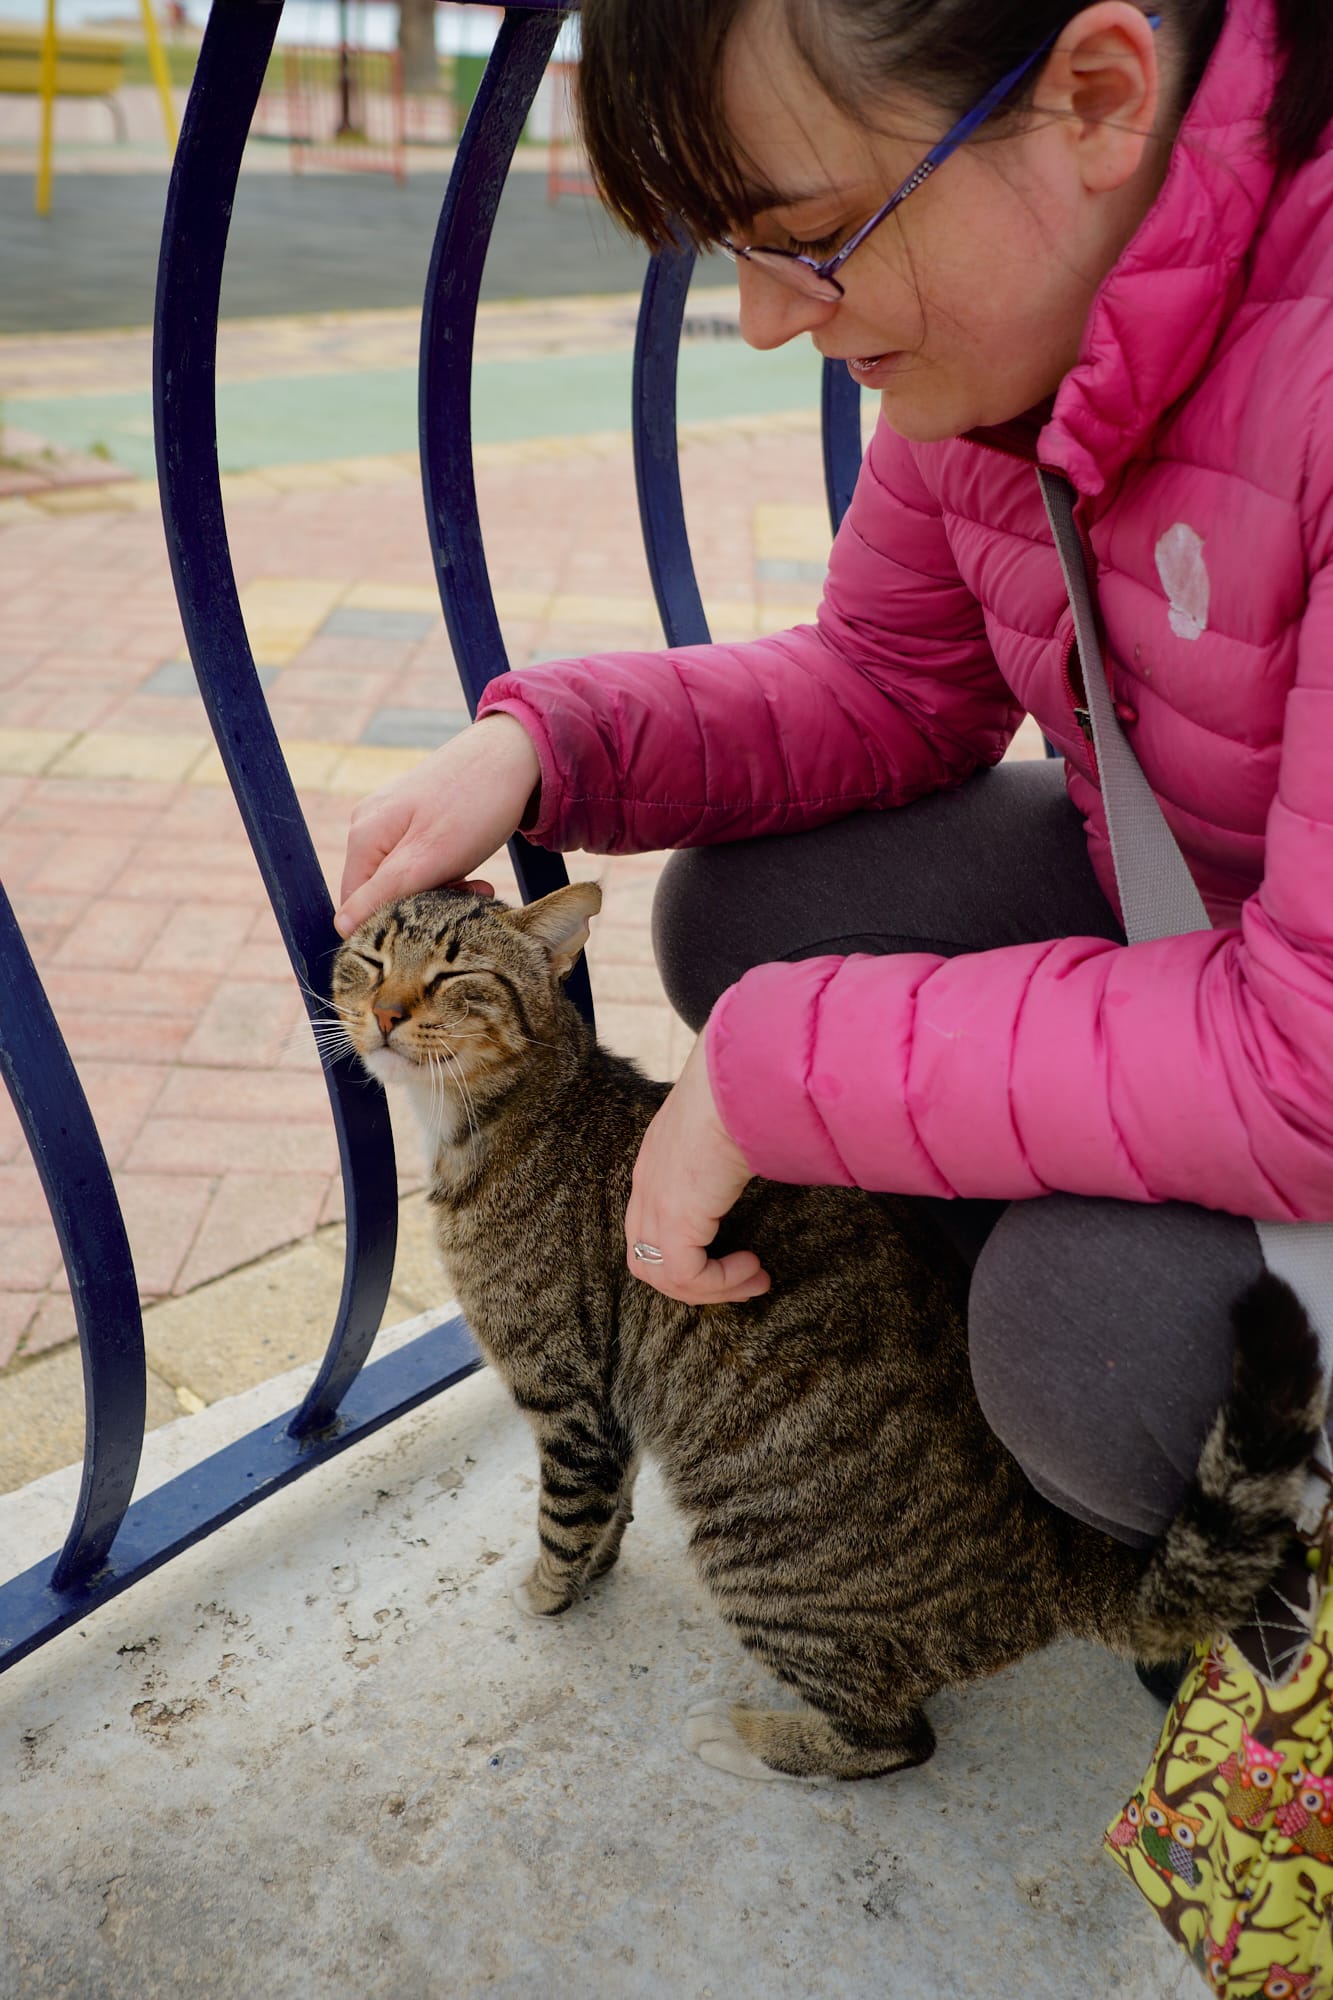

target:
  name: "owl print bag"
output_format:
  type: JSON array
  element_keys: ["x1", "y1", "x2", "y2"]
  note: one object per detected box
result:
[
  {"x1": 1035, "y1": 472, "x2": 1333, "y2": 1996},
  {"x1": 1103, "y1": 1523, "x2": 1333, "y2": 1996}
]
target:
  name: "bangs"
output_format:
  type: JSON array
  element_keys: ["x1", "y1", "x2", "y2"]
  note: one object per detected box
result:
[{"x1": 578, "y1": 0, "x2": 780, "y2": 252}]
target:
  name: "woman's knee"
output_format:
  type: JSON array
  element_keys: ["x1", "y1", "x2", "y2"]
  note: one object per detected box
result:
[
  {"x1": 968, "y1": 1194, "x2": 1261, "y2": 1547},
  {"x1": 652, "y1": 843, "x2": 794, "y2": 1031}
]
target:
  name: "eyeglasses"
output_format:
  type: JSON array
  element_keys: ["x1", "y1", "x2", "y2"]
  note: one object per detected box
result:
[{"x1": 721, "y1": 13, "x2": 1161, "y2": 302}]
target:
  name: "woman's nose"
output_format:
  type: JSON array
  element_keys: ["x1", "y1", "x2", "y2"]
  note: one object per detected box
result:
[{"x1": 735, "y1": 263, "x2": 837, "y2": 352}]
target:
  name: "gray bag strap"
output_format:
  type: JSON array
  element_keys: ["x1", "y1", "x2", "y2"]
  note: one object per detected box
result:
[{"x1": 1038, "y1": 469, "x2": 1333, "y2": 1541}]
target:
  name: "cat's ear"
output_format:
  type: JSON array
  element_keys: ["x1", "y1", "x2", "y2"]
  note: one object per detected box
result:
[{"x1": 504, "y1": 882, "x2": 602, "y2": 980}]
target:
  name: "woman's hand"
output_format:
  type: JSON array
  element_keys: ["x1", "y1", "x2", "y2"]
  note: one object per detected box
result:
[
  {"x1": 625, "y1": 1036, "x2": 771, "y2": 1305},
  {"x1": 335, "y1": 714, "x2": 541, "y2": 935}
]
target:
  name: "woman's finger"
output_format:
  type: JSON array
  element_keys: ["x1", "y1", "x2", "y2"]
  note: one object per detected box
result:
[{"x1": 624, "y1": 1224, "x2": 768, "y2": 1304}]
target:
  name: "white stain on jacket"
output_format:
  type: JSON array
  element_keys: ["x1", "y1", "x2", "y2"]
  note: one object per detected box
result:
[{"x1": 1155, "y1": 522, "x2": 1209, "y2": 641}]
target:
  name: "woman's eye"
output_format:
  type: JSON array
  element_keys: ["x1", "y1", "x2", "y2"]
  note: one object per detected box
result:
[{"x1": 786, "y1": 229, "x2": 845, "y2": 259}]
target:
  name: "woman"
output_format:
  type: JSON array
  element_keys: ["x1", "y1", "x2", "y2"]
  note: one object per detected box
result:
[{"x1": 336, "y1": 0, "x2": 1333, "y2": 1557}]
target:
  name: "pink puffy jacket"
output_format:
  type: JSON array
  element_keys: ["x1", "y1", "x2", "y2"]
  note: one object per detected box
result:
[{"x1": 479, "y1": 0, "x2": 1333, "y2": 1225}]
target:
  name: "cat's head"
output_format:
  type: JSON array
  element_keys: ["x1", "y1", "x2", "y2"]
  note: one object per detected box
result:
[{"x1": 331, "y1": 882, "x2": 601, "y2": 1103}]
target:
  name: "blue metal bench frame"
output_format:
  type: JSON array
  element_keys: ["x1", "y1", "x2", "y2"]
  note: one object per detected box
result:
[{"x1": 0, "y1": 0, "x2": 862, "y2": 1675}]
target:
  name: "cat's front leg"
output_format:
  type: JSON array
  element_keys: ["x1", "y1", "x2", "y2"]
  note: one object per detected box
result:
[{"x1": 514, "y1": 1426, "x2": 635, "y2": 1618}]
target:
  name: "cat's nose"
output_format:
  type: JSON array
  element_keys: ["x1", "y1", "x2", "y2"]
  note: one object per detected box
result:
[{"x1": 374, "y1": 1004, "x2": 408, "y2": 1037}]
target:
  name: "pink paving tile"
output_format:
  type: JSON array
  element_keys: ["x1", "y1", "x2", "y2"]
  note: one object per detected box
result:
[
  {"x1": 75, "y1": 1061, "x2": 170, "y2": 1166},
  {"x1": 0, "y1": 651, "x2": 45, "y2": 689},
  {"x1": 157, "y1": 788, "x2": 249, "y2": 836},
  {"x1": 178, "y1": 980, "x2": 306, "y2": 1070},
  {"x1": 54, "y1": 1012, "x2": 197, "y2": 1066},
  {"x1": 4, "y1": 889, "x2": 91, "y2": 946},
  {"x1": 141, "y1": 902, "x2": 256, "y2": 976},
  {"x1": 9, "y1": 795, "x2": 162, "y2": 842},
  {"x1": 0, "y1": 1094, "x2": 25, "y2": 1166},
  {"x1": 246, "y1": 905, "x2": 285, "y2": 944},
  {"x1": 173, "y1": 1170, "x2": 333, "y2": 1293},
  {"x1": 387, "y1": 670, "x2": 470, "y2": 711},
  {"x1": 109, "y1": 860, "x2": 263, "y2": 906},
  {"x1": 155, "y1": 1065, "x2": 330, "y2": 1124},
  {"x1": 18, "y1": 1291, "x2": 77, "y2": 1360},
  {"x1": 115, "y1": 1171, "x2": 216, "y2": 1294},
  {"x1": 50, "y1": 898, "x2": 172, "y2": 971},
  {"x1": 0, "y1": 1223, "x2": 65, "y2": 1290},
  {"x1": 596, "y1": 872, "x2": 660, "y2": 929},
  {"x1": 239, "y1": 941, "x2": 299, "y2": 983},
  {"x1": 0, "y1": 686, "x2": 124, "y2": 733},
  {"x1": 21, "y1": 652, "x2": 149, "y2": 686},
  {"x1": 265, "y1": 698, "x2": 377, "y2": 743},
  {"x1": 0, "y1": 1291, "x2": 40, "y2": 1369},
  {"x1": 584, "y1": 958, "x2": 668, "y2": 1006},
  {"x1": 267, "y1": 667, "x2": 394, "y2": 708},
  {"x1": 0, "y1": 832, "x2": 55, "y2": 887},
  {"x1": 0, "y1": 1162, "x2": 58, "y2": 1225},
  {"x1": 128, "y1": 836, "x2": 254, "y2": 874},
  {"x1": 0, "y1": 774, "x2": 34, "y2": 816},
  {"x1": 42, "y1": 966, "x2": 216, "y2": 1019},
  {"x1": 29, "y1": 776, "x2": 178, "y2": 813},
  {"x1": 28, "y1": 832, "x2": 143, "y2": 899},
  {"x1": 101, "y1": 696, "x2": 210, "y2": 736},
  {"x1": 94, "y1": 631, "x2": 187, "y2": 664},
  {"x1": 125, "y1": 1115, "x2": 337, "y2": 1178}
]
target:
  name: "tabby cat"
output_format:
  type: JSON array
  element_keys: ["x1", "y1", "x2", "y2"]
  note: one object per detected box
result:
[{"x1": 332, "y1": 883, "x2": 1323, "y2": 1784}]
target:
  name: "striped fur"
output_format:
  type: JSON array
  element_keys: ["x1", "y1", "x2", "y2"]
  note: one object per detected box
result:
[{"x1": 333, "y1": 886, "x2": 1325, "y2": 1782}]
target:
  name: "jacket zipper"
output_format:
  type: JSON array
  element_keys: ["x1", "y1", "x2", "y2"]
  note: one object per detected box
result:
[{"x1": 1061, "y1": 628, "x2": 1098, "y2": 778}]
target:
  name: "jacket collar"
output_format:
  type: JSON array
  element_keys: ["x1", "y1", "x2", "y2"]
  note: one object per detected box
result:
[{"x1": 992, "y1": 0, "x2": 1282, "y2": 497}]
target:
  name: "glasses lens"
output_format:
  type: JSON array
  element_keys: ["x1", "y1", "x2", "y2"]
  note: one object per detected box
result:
[{"x1": 738, "y1": 249, "x2": 842, "y2": 302}]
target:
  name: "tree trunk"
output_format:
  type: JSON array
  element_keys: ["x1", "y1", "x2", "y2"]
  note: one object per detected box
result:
[{"x1": 397, "y1": 0, "x2": 439, "y2": 94}]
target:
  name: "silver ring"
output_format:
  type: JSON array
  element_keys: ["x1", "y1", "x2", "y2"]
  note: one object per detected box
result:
[{"x1": 632, "y1": 1241, "x2": 664, "y2": 1264}]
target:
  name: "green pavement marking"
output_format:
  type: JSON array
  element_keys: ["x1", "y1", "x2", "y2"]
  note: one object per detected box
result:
[{"x1": 6, "y1": 341, "x2": 836, "y2": 481}]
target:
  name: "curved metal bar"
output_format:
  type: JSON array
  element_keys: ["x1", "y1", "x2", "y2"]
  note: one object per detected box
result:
[
  {"x1": 419, "y1": 7, "x2": 593, "y2": 1022},
  {"x1": 632, "y1": 245, "x2": 711, "y2": 651},
  {"x1": 0, "y1": 887, "x2": 145, "y2": 1587},
  {"x1": 153, "y1": 0, "x2": 398, "y2": 1438},
  {"x1": 821, "y1": 358, "x2": 863, "y2": 536}
]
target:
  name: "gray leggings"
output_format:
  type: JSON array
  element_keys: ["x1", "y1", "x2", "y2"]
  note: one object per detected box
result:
[{"x1": 652, "y1": 759, "x2": 1266, "y2": 1552}]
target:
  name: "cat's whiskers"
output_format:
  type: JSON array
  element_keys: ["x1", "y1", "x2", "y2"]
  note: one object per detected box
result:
[
  {"x1": 279, "y1": 1011, "x2": 356, "y2": 1065},
  {"x1": 448, "y1": 1023, "x2": 555, "y2": 1053},
  {"x1": 291, "y1": 970, "x2": 351, "y2": 1016},
  {"x1": 439, "y1": 1042, "x2": 481, "y2": 1146},
  {"x1": 422, "y1": 1049, "x2": 445, "y2": 1138}
]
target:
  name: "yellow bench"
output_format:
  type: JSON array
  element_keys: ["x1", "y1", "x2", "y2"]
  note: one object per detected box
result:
[{"x1": 0, "y1": 25, "x2": 127, "y2": 137}]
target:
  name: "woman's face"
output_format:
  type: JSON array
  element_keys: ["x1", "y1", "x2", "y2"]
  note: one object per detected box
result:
[{"x1": 720, "y1": 1, "x2": 1170, "y2": 441}]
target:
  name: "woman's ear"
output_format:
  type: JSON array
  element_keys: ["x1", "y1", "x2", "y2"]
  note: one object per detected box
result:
[{"x1": 1037, "y1": 3, "x2": 1162, "y2": 195}]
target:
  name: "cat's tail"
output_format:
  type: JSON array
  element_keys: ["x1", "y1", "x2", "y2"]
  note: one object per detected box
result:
[{"x1": 1129, "y1": 1270, "x2": 1327, "y2": 1659}]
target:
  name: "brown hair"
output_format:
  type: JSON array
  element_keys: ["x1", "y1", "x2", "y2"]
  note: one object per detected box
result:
[{"x1": 578, "y1": 0, "x2": 1331, "y2": 252}]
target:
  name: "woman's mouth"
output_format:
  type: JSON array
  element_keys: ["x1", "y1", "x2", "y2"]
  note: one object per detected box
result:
[{"x1": 846, "y1": 352, "x2": 904, "y2": 386}]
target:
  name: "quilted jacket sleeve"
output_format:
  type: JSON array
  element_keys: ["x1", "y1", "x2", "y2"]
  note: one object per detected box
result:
[
  {"x1": 475, "y1": 419, "x2": 1022, "y2": 854},
  {"x1": 706, "y1": 536, "x2": 1333, "y2": 1224}
]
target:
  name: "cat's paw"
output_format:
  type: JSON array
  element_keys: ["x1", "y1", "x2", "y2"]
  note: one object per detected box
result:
[
  {"x1": 512, "y1": 1573, "x2": 574, "y2": 1619},
  {"x1": 683, "y1": 1699, "x2": 798, "y2": 1783}
]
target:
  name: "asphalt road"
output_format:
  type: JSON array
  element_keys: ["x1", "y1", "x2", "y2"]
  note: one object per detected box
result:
[{"x1": 0, "y1": 160, "x2": 730, "y2": 334}]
